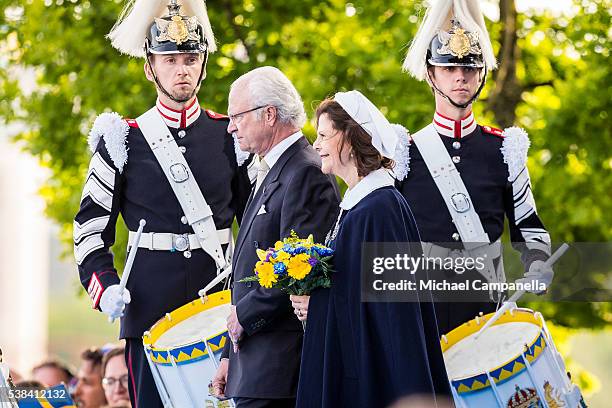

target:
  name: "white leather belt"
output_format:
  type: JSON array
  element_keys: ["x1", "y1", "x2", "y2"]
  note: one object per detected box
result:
[
  {"x1": 128, "y1": 228, "x2": 231, "y2": 252},
  {"x1": 423, "y1": 240, "x2": 502, "y2": 261}
]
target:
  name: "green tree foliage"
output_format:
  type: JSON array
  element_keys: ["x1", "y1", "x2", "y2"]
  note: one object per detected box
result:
[{"x1": 0, "y1": 0, "x2": 609, "y2": 326}]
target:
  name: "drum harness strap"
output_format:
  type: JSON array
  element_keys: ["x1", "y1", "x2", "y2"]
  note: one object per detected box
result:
[
  {"x1": 411, "y1": 124, "x2": 505, "y2": 300},
  {"x1": 133, "y1": 107, "x2": 231, "y2": 272}
]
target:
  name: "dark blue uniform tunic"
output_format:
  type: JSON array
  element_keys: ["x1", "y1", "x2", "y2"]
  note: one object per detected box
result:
[
  {"x1": 73, "y1": 100, "x2": 252, "y2": 407},
  {"x1": 396, "y1": 112, "x2": 551, "y2": 334}
]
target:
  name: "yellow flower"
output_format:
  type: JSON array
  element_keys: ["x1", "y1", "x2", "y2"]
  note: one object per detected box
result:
[
  {"x1": 274, "y1": 241, "x2": 284, "y2": 250},
  {"x1": 256, "y1": 248, "x2": 268, "y2": 261},
  {"x1": 255, "y1": 261, "x2": 277, "y2": 288},
  {"x1": 287, "y1": 253, "x2": 312, "y2": 280},
  {"x1": 275, "y1": 250, "x2": 290, "y2": 262}
]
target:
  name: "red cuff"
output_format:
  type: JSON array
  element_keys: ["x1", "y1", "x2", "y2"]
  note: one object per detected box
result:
[{"x1": 87, "y1": 272, "x2": 104, "y2": 309}]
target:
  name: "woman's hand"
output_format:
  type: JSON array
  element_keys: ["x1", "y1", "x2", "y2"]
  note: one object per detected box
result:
[{"x1": 290, "y1": 294, "x2": 310, "y2": 322}]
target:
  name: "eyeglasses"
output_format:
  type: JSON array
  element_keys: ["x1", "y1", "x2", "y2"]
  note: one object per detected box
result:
[
  {"x1": 102, "y1": 374, "x2": 129, "y2": 389},
  {"x1": 228, "y1": 105, "x2": 267, "y2": 124}
]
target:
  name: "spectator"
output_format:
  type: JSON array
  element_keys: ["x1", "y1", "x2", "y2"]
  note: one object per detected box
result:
[
  {"x1": 101, "y1": 347, "x2": 130, "y2": 408},
  {"x1": 74, "y1": 348, "x2": 107, "y2": 408},
  {"x1": 14, "y1": 380, "x2": 45, "y2": 389},
  {"x1": 32, "y1": 359, "x2": 74, "y2": 387}
]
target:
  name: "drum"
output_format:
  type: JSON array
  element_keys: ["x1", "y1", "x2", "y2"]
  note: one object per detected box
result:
[
  {"x1": 143, "y1": 290, "x2": 233, "y2": 408},
  {"x1": 441, "y1": 308, "x2": 586, "y2": 408}
]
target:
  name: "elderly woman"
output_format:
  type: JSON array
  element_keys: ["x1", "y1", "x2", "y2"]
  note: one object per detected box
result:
[{"x1": 291, "y1": 91, "x2": 449, "y2": 407}]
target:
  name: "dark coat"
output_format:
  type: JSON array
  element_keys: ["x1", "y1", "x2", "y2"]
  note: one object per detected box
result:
[
  {"x1": 224, "y1": 136, "x2": 340, "y2": 399},
  {"x1": 296, "y1": 187, "x2": 450, "y2": 408}
]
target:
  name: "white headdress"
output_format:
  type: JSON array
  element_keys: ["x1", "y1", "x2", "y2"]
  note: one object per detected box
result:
[
  {"x1": 403, "y1": 0, "x2": 497, "y2": 81},
  {"x1": 108, "y1": 0, "x2": 216, "y2": 57},
  {"x1": 334, "y1": 90, "x2": 411, "y2": 180}
]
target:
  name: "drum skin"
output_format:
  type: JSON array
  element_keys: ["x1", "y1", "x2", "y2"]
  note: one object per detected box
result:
[
  {"x1": 441, "y1": 308, "x2": 580, "y2": 408},
  {"x1": 143, "y1": 290, "x2": 232, "y2": 407}
]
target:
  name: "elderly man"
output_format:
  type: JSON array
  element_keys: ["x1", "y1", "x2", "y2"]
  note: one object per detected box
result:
[
  {"x1": 73, "y1": 1, "x2": 251, "y2": 406},
  {"x1": 211, "y1": 66, "x2": 339, "y2": 408}
]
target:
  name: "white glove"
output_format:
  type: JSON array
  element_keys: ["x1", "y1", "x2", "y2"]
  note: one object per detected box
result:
[
  {"x1": 517, "y1": 260, "x2": 554, "y2": 294},
  {"x1": 99, "y1": 284, "x2": 131, "y2": 320}
]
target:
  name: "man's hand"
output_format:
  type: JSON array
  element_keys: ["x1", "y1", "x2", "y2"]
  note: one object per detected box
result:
[
  {"x1": 210, "y1": 358, "x2": 229, "y2": 399},
  {"x1": 290, "y1": 294, "x2": 310, "y2": 322},
  {"x1": 227, "y1": 305, "x2": 244, "y2": 352},
  {"x1": 517, "y1": 260, "x2": 554, "y2": 294},
  {"x1": 99, "y1": 284, "x2": 131, "y2": 320}
]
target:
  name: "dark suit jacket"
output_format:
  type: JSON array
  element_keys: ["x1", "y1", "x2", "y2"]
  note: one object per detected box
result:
[{"x1": 224, "y1": 136, "x2": 340, "y2": 399}]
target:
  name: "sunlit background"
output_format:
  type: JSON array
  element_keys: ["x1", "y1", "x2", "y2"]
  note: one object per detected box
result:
[{"x1": 0, "y1": 0, "x2": 609, "y2": 406}]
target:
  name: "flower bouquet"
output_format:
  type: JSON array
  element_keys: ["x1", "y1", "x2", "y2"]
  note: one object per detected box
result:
[{"x1": 239, "y1": 231, "x2": 334, "y2": 296}]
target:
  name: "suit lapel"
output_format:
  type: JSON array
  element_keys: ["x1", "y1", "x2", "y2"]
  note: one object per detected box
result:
[{"x1": 234, "y1": 137, "x2": 310, "y2": 258}]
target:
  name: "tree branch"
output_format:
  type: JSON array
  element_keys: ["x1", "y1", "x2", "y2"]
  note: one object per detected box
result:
[{"x1": 221, "y1": 0, "x2": 252, "y2": 61}]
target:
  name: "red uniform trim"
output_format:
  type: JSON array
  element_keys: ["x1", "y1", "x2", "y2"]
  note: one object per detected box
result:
[
  {"x1": 185, "y1": 98, "x2": 197, "y2": 110},
  {"x1": 482, "y1": 125, "x2": 505, "y2": 138},
  {"x1": 87, "y1": 272, "x2": 103, "y2": 309},
  {"x1": 205, "y1": 109, "x2": 229, "y2": 120},
  {"x1": 158, "y1": 99, "x2": 182, "y2": 113},
  {"x1": 462, "y1": 118, "x2": 475, "y2": 129},
  {"x1": 436, "y1": 111, "x2": 472, "y2": 121},
  {"x1": 125, "y1": 119, "x2": 139, "y2": 128},
  {"x1": 128, "y1": 345, "x2": 138, "y2": 408},
  {"x1": 433, "y1": 119, "x2": 452, "y2": 131},
  {"x1": 156, "y1": 109, "x2": 179, "y2": 122}
]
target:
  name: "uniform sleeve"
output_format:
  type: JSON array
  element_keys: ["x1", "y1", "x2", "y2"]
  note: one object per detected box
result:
[
  {"x1": 73, "y1": 138, "x2": 122, "y2": 309},
  {"x1": 504, "y1": 164, "x2": 552, "y2": 270},
  {"x1": 235, "y1": 164, "x2": 340, "y2": 336}
]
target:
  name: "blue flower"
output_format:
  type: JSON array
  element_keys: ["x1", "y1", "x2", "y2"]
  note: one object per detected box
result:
[
  {"x1": 293, "y1": 246, "x2": 308, "y2": 254},
  {"x1": 273, "y1": 262, "x2": 287, "y2": 275},
  {"x1": 312, "y1": 245, "x2": 333, "y2": 257},
  {"x1": 283, "y1": 244, "x2": 297, "y2": 255}
]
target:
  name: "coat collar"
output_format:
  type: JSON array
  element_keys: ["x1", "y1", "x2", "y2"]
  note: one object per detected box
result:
[
  {"x1": 156, "y1": 97, "x2": 201, "y2": 129},
  {"x1": 235, "y1": 137, "x2": 311, "y2": 257},
  {"x1": 262, "y1": 131, "x2": 303, "y2": 170},
  {"x1": 340, "y1": 168, "x2": 394, "y2": 210},
  {"x1": 432, "y1": 111, "x2": 476, "y2": 139}
]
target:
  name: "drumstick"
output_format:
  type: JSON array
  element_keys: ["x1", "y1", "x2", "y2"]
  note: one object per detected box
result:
[
  {"x1": 110, "y1": 219, "x2": 146, "y2": 323},
  {"x1": 473, "y1": 243, "x2": 569, "y2": 339},
  {"x1": 198, "y1": 265, "x2": 232, "y2": 298}
]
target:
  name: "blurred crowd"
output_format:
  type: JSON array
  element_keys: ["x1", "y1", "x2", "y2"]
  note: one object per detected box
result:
[{"x1": 8, "y1": 343, "x2": 131, "y2": 408}]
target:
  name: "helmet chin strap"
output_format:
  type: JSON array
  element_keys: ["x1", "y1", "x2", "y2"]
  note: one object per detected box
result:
[
  {"x1": 146, "y1": 51, "x2": 209, "y2": 104},
  {"x1": 426, "y1": 67, "x2": 487, "y2": 109}
]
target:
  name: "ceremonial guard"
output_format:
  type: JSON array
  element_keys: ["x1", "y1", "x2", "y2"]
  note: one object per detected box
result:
[
  {"x1": 73, "y1": 1, "x2": 252, "y2": 406},
  {"x1": 400, "y1": 0, "x2": 553, "y2": 335}
]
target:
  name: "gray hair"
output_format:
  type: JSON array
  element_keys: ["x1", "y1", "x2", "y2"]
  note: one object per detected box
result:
[{"x1": 230, "y1": 66, "x2": 306, "y2": 129}]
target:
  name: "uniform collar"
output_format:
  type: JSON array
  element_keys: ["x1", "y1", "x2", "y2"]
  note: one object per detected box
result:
[
  {"x1": 340, "y1": 168, "x2": 395, "y2": 210},
  {"x1": 156, "y1": 97, "x2": 201, "y2": 129},
  {"x1": 432, "y1": 111, "x2": 477, "y2": 139}
]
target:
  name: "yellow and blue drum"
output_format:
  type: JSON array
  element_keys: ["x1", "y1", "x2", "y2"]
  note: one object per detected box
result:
[
  {"x1": 441, "y1": 308, "x2": 586, "y2": 408},
  {"x1": 143, "y1": 290, "x2": 232, "y2": 408}
]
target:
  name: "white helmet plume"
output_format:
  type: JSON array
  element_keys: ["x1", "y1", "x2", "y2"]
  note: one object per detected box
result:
[{"x1": 107, "y1": 0, "x2": 217, "y2": 57}]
